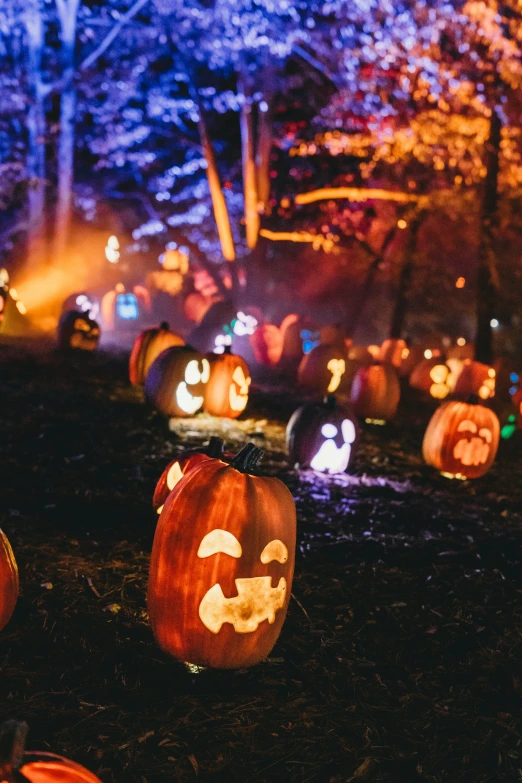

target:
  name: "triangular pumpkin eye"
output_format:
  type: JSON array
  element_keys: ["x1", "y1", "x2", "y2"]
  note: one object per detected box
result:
[{"x1": 232, "y1": 366, "x2": 246, "y2": 386}]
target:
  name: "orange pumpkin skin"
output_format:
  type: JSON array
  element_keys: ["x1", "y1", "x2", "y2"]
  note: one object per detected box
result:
[
  {"x1": 203, "y1": 351, "x2": 251, "y2": 418},
  {"x1": 379, "y1": 338, "x2": 407, "y2": 369},
  {"x1": 0, "y1": 530, "x2": 18, "y2": 632},
  {"x1": 410, "y1": 358, "x2": 455, "y2": 399},
  {"x1": 148, "y1": 448, "x2": 296, "y2": 669},
  {"x1": 298, "y1": 344, "x2": 348, "y2": 396},
  {"x1": 453, "y1": 360, "x2": 496, "y2": 401},
  {"x1": 249, "y1": 324, "x2": 283, "y2": 366},
  {"x1": 422, "y1": 401, "x2": 500, "y2": 479},
  {"x1": 129, "y1": 322, "x2": 184, "y2": 386},
  {"x1": 350, "y1": 364, "x2": 400, "y2": 421}
]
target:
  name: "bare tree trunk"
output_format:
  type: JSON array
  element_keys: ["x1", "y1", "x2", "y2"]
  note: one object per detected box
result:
[
  {"x1": 389, "y1": 211, "x2": 424, "y2": 340},
  {"x1": 475, "y1": 108, "x2": 501, "y2": 364},
  {"x1": 238, "y1": 69, "x2": 259, "y2": 250},
  {"x1": 256, "y1": 98, "x2": 273, "y2": 213}
]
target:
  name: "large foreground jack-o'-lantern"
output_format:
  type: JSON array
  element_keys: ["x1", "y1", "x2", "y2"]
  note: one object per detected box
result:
[
  {"x1": 0, "y1": 721, "x2": 102, "y2": 783},
  {"x1": 148, "y1": 444, "x2": 296, "y2": 669},
  {"x1": 145, "y1": 345, "x2": 210, "y2": 417},
  {"x1": 286, "y1": 397, "x2": 358, "y2": 474},
  {"x1": 422, "y1": 400, "x2": 500, "y2": 479},
  {"x1": 152, "y1": 437, "x2": 227, "y2": 515},
  {"x1": 0, "y1": 529, "x2": 18, "y2": 633}
]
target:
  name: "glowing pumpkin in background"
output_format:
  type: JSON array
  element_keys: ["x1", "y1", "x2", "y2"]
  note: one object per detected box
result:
[
  {"x1": 350, "y1": 364, "x2": 401, "y2": 423},
  {"x1": 298, "y1": 344, "x2": 348, "y2": 396},
  {"x1": 101, "y1": 283, "x2": 151, "y2": 330},
  {"x1": 145, "y1": 345, "x2": 210, "y2": 417},
  {"x1": 0, "y1": 530, "x2": 18, "y2": 633},
  {"x1": 129, "y1": 322, "x2": 184, "y2": 386},
  {"x1": 422, "y1": 400, "x2": 500, "y2": 479},
  {"x1": 153, "y1": 437, "x2": 226, "y2": 515},
  {"x1": 249, "y1": 324, "x2": 284, "y2": 366},
  {"x1": 286, "y1": 397, "x2": 358, "y2": 474},
  {"x1": 453, "y1": 360, "x2": 496, "y2": 401},
  {"x1": 203, "y1": 349, "x2": 251, "y2": 418},
  {"x1": 57, "y1": 311, "x2": 101, "y2": 352},
  {"x1": 148, "y1": 444, "x2": 296, "y2": 669},
  {"x1": 0, "y1": 721, "x2": 102, "y2": 783},
  {"x1": 379, "y1": 338, "x2": 408, "y2": 369},
  {"x1": 409, "y1": 357, "x2": 456, "y2": 399}
]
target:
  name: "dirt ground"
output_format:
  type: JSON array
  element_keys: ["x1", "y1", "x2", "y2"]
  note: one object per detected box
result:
[{"x1": 0, "y1": 336, "x2": 521, "y2": 782}]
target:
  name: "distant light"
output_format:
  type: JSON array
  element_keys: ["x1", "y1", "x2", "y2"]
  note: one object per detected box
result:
[
  {"x1": 509, "y1": 386, "x2": 518, "y2": 396},
  {"x1": 456, "y1": 277, "x2": 466, "y2": 288},
  {"x1": 0, "y1": 268, "x2": 9, "y2": 285},
  {"x1": 488, "y1": 368, "x2": 496, "y2": 378},
  {"x1": 401, "y1": 347, "x2": 410, "y2": 359},
  {"x1": 457, "y1": 337, "x2": 466, "y2": 346},
  {"x1": 490, "y1": 318, "x2": 499, "y2": 328},
  {"x1": 9, "y1": 288, "x2": 18, "y2": 301},
  {"x1": 424, "y1": 349, "x2": 433, "y2": 359},
  {"x1": 397, "y1": 219, "x2": 407, "y2": 229},
  {"x1": 510, "y1": 372, "x2": 519, "y2": 383},
  {"x1": 105, "y1": 235, "x2": 120, "y2": 263},
  {"x1": 16, "y1": 301, "x2": 27, "y2": 315}
]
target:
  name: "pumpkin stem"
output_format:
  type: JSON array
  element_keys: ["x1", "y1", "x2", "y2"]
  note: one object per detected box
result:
[
  {"x1": 0, "y1": 721, "x2": 28, "y2": 779},
  {"x1": 223, "y1": 345, "x2": 232, "y2": 355},
  {"x1": 206, "y1": 437, "x2": 225, "y2": 458},
  {"x1": 160, "y1": 321, "x2": 169, "y2": 330},
  {"x1": 322, "y1": 395, "x2": 337, "y2": 408},
  {"x1": 467, "y1": 394, "x2": 480, "y2": 406},
  {"x1": 230, "y1": 443, "x2": 263, "y2": 472}
]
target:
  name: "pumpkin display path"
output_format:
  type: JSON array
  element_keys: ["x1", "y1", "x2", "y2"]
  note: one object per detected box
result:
[{"x1": 1, "y1": 337, "x2": 521, "y2": 782}]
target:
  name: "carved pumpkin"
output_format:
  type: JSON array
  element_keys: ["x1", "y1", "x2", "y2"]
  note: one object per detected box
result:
[
  {"x1": 152, "y1": 437, "x2": 226, "y2": 515},
  {"x1": 249, "y1": 324, "x2": 283, "y2": 366},
  {"x1": 379, "y1": 338, "x2": 408, "y2": 369},
  {"x1": 422, "y1": 400, "x2": 500, "y2": 479},
  {"x1": 145, "y1": 345, "x2": 210, "y2": 417},
  {"x1": 298, "y1": 344, "x2": 348, "y2": 396},
  {"x1": 0, "y1": 721, "x2": 102, "y2": 783},
  {"x1": 410, "y1": 357, "x2": 458, "y2": 399},
  {"x1": 129, "y1": 322, "x2": 184, "y2": 386},
  {"x1": 148, "y1": 444, "x2": 296, "y2": 669},
  {"x1": 286, "y1": 397, "x2": 358, "y2": 474},
  {"x1": 101, "y1": 283, "x2": 151, "y2": 330},
  {"x1": 57, "y1": 311, "x2": 100, "y2": 352},
  {"x1": 350, "y1": 364, "x2": 400, "y2": 422},
  {"x1": 453, "y1": 360, "x2": 495, "y2": 401},
  {"x1": 0, "y1": 530, "x2": 18, "y2": 633},
  {"x1": 203, "y1": 349, "x2": 251, "y2": 418}
]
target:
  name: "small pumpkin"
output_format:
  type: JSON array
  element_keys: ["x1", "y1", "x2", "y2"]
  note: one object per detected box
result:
[
  {"x1": 145, "y1": 345, "x2": 210, "y2": 417},
  {"x1": 286, "y1": 397, "x2": 358, "y2": 474},
  {"x1": 203, "y1": 348, "x2": 251, "y2": 418},
  {"x1": 0, "y1": 721, "x2": 102, "y2": 783},
  {"x1": 422, "y1": 400, "x2": 500, "y2": 479},
  {"x1": 298, "y1": 344, "x2": 348, "y2": 396},
  {"x1": 453, "y1": 360, "x2": 496, "y2": 401},
  {"x1": 379, "y1": 338, "x2": 407, "y2": 369},
  {"x1": 249, "y1": 324, "x2": 283, "y2": 366},
  {"x1": 57, "y1": 311, "x2": 100, "y2": 352},
  {"x1": 129, "y1": 322, "x2": 184, "y2": 386},
  {"x1": 350, "y1": 364, "x2": 400, "y2": 422},
  {"x1": 0, "y1": 529, "x2": 18, "y2": 633},
  {"x1": 152, "y1": 437, "x2": 226, "y2": 515},
  {"x1": 410, "y1": 357, "x2": 456, "y2": 399},
  {"x1": 148, "y1": 444, "x2": 296, "y2": 669}
]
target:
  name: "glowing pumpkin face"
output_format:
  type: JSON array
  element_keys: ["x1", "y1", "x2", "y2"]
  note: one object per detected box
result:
[
  {"x1": 129, "y1": 322, "x2": 184, "y2": 386},
  {"x1": 145, "y1": 346, "x2": 210, "y2": 417},
  {"x1": 286, "y1": 398, "x2": 358, "y2": 474},
  {"x1": 298, "y1": 344, "x2": 348, "y2": 396},
  {"x1": 423, "y1": 400, "x2": 500, "y2": 480},
  {"x1": 203, "y1": 350, "x2": 251, "y2": 418},
  {"x1": 148, "y1": 445, "x2": 296, "y2": 669},
  {"x1": 0, "y1": 529, "x2": 18, "y2": 633},
  {"x1": 57, "y1": 310, "x2": 100, "y2": 352},
  {"x1": 454, "y1": 360, "x2": 496, "y2": 401},
  {"x1": 116, "y1": 293, "x2": 139, "y2": 320}
]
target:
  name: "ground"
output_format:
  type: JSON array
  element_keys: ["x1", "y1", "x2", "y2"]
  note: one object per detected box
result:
[{"x1": 1, "y1": 336, "x2": 521, "y2": 783}]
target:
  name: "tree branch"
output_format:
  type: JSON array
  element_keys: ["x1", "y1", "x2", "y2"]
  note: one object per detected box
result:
[{"x1": 79, "y1": 0, "x2": 150, "y2": 71}]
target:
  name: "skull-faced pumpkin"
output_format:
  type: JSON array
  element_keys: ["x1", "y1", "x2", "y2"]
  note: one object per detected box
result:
[
  {"x1": 422, "y1": 400, "x2": 500, "y2": 479},
  {"x1": 148, "y1": 444, "x2": 296, "y2": 669},
  {"x1": 203, "y1": 349, "x2": 251, "y2": 418},
  {"x1": 286, "y1": 397, "x2": 358, "y2": 474},
  {"x1": 129, "y1": 322, "x2": 185, "y2": 386},
  {"x1": 0, "y1": 529, "x2": 18, "y2": 633},
  {"x1": 57, "y1": 311, "x2": 100, "y2": 352},
  {"x1": 145, "y1": 345, "x2": 210, "y2": 417},
  {"x1": 0, "y1": 721, "x2": 102, "y2": 783}
]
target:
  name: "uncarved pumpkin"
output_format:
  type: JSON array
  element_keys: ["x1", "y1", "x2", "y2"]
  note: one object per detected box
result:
[
  {"x1": 129, "y1": 322, "x2": 184, "y2": 386},
  {"x1": 422, "y1": 400, "x2": 500, "y2": 479},
  {"x1": 203, "y1": 349, "x2": 251, "y2": 418},
  {"x1": 148, "y1": 444, "x2": 296, "y2": 669},
  {"x1": 350, "y1": 364, "x2": 400, "y2": 421},
  {"x1": 0, "y1": 530, "x2": 18, "y2": 632},
  {"x1": 0, "y1": 721, "x2": 102, "y2": 783},
  {"x1": 145, "y1": 345, "x2": 209, "y2": 417},
  {"x1": 298, "y1": 344, "x2": 348, "y2": 396},
  {"x1": 286, "y1": 397, "x2": 358, "y2": 474}
]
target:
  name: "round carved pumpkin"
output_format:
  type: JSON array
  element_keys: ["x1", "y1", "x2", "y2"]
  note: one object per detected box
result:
[
  {"x1": 152, "y1": 437, "x2": 226, "y2": 515},
  {"x1": 0, "y1": 530, "x2": 18, "y2": 633},
  {"x1": 410, "y1": 357, "x2": 457, "y2": 399},
  {"x1": 145, "y1": 345, "x2": 210, "y2": 417},
  {"x1": 453, "y1": 360, "x2": 496, "y2": 401},
  {"x1": 129, "y1": 322, "x2": 184, "y2": 386},
  {"x1": 0, "y1": 722, "x2": 102, "y2": 783},
  {"x1": 422, "y1": 400, "x2": 500, "y2": 479},
  {"x1": 350, "y1": 364, "x2": 400, "y2": 422},
  {"x1": 298, "y1": 344, "x2": 348, "y2": 396},
  {"x1": 148, "y1": 444, "x2": 296, "y2": 669},
  {"x1": 203, "y1": 349, "x2": 251, "y2": 418},
  {"x1": 286, "y1": 397, "x2": 358, "y2": 474},
  {"x1": 57, "y1": 311, "x2": 100, "y2": 352},
  {"x1": 249, "y1": 324, "x2": 283, "y2": 366}
]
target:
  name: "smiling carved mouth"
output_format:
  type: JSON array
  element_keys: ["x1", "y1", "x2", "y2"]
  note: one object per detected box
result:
[
  {"x1": 176, "y1": 381, "x2": 203, "y2": 414},
  {"x1": 198, "y1": 576, "x2": 287, "y2": 634}
]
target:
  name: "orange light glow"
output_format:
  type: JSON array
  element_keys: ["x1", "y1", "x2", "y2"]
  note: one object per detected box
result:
[
  {"x1": 397, "y1": 219, "x2": 408, "y2": 229},
  {"x1": 456, "y1": 277, "x2": 466, "y2": 288}
]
